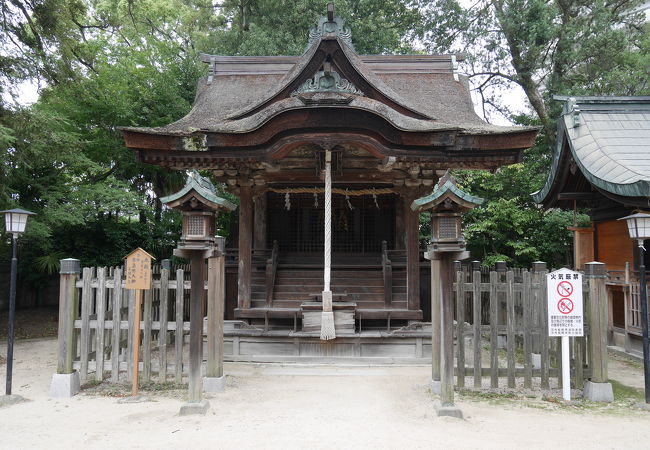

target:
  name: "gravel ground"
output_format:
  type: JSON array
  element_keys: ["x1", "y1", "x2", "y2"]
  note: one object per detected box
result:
[{"x1": 1, "y1": 336, "x2": 650, "y2": 449}]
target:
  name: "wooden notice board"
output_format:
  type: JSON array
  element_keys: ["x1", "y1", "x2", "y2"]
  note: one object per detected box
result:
[
  {"x1": 124, "y1": 247, "x2": 154, "y2": 396},
  {"x1": 125, "y1": 248, "x2": 153, "y2": 290}
]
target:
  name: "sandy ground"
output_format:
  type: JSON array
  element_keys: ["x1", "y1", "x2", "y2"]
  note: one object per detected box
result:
[{"x1": 1, "y1": 338, "x2": 650, "y2": 450}]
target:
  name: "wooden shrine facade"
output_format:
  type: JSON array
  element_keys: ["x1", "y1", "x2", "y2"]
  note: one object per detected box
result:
[{"x1": 121, "y1": 6, "x2": 538, "y2": 329}]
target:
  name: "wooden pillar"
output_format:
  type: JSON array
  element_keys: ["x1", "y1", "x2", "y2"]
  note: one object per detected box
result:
[
  {"x1": 253, "y1": 188, "x2": 267, "y2": 250},
  {"x1": 585, "y1": 262, "x2": 608, "y2": 383},
  {"x1": 404, "y1": 194, "x2": 420, "y2": 310},
  {"x1": 395, "y1": 196, "x2": 406, "y2": 250},
  {"x1": 188, "y1": 253, "x2": 206, "y2": 402},
  {"x1": 440, "y1": 253, "x2": 455, "y2": 405},
  {"x1": 430, "y1": 255, "x2": 441, "y2": 383},
  {"x1": 57, "y1": 259, "x2": 80, "y2": 374},
  {"x1": 238, "y1": 183, "x2": 253, "y2": 309},
  {"x1": 207, "y1": 255, "x2": 225, "y2": 378}
]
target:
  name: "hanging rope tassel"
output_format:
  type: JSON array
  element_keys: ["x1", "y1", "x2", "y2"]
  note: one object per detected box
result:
[
  {"x1": 373, "y1": 193, "x2": 379, "y2": 209},
  {"x1": 284, "y1": 192, "x2": 291, "y2": 210},
  {"x1": 345, "y1": 189, "x2": 354, "y2": 210},
  {"x1": 320, "y1": 149, "x2": 335, "y2": 341},
  {"x1": 313, "y1": 192, "x2": 318, "y2": 208}
]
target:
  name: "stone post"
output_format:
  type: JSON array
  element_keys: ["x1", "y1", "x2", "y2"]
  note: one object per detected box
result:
[
  {"x1": 204, "y1": 238, "x2": 226, "y2": 393},
  {"x1": 583, "y1": 261, "x2": 613, "y2": 402},
  {"x1": 50, "y1": 259, "x2": 81, "y2": 397}
]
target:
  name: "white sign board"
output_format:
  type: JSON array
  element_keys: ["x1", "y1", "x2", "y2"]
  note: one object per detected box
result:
[{"x1": 547, "y1": 268, "x2": 583, "y2": 337}]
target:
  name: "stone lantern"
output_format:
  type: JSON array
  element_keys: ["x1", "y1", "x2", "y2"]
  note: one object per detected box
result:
[
  {"x1": 411, "y1": 171, "x2": 483, "y2": 419},
  {"x1": 160, "y1": 171, "x2": 235, "y2": 415},
  {"x1": 412, "y1": 172, "x2": 483, "y2": 253},
  {"x1": 161, "y1": 170, "x2": 235, "y2": 257}
]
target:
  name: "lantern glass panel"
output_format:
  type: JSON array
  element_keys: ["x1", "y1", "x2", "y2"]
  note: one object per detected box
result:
[
  {"x1": 438, "y1": 216, "x2": 458, "y2": 239},
  {"x1": 186, "y1": 215, "x2": 205, "y2": 237},
  {"x1": 626, "y1": 219, "x2": 638, "y2": 239},
  {"x1": 6, "y1": 212, "x2": 28, "y2": 234},
  {"x1": 638, "y1": 216, "x2": 650, "y2": 240}
]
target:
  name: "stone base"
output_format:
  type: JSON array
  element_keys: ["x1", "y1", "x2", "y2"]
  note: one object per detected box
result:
[
  {"x1": 203, "y1": 375, "x2": 226, "y2": 393},
  {"x1": 430, "y1": 380, "x2": 441, "y2": 395},
  {"x1": 633, "y1": 402, "x2": 650, "y2": 411},
  {"x1": 0, "y1": 394, "x2": 28, "y2": 407},
  {"x1": 583, "y1": 380, "x2": 614, "y2": 402},
  {"x1": 434, "y1": 401, "x2": 464, "y2": 419},
  {"x1": 179, "y1": 399, "x2": 210, "y2": 416},
  {"x1": 50, "y1": 372, "x2": 80, "y2": 398},
  {"x1": 532, "y1": 353, "x2": 541, "y2": 370},
  {"x1": 117, "y1": 395, "x2": 154, "y2": 404}
]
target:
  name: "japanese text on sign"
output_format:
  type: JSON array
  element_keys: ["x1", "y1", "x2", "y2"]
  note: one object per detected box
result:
[
  {"x1": 125, "y1": 248, "x2": 153, "y2": 290},
  {"x1": 547, "y1": 268, "x2": 583, "y2": 337}
]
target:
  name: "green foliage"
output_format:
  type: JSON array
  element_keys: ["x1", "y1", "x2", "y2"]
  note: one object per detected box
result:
[
  {"x1": 420, "y1": 0, "x2": 650, "y2": 135},
  {"x1": 1, "y1": 0, "x2": 646, "y2": 284}
]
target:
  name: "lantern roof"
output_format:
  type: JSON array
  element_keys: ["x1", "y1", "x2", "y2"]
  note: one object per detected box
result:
[
  {"x1": 161, "y1": 170, "x2": 236, "y2": 211},
  {"x1": 411, "y1": 171, "x2": 484, "y2": 212},
  {"x1": 0, "y1": 208, "x2": 37, "y2": 216}
]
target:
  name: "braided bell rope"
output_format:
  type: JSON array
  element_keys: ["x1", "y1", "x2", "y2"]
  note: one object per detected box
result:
[{"x1": 269, "y1": 187, "x2": 394, "y2": 196}]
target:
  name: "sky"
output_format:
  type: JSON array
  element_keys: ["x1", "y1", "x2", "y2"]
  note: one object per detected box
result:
[{"x1": 7, "y1": 1, "x2": 650, "y2": 126}]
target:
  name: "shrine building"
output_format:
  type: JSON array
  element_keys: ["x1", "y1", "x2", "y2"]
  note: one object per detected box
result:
[{"x1": 121, "y1": 5, "x2": 538, "y2": 331}]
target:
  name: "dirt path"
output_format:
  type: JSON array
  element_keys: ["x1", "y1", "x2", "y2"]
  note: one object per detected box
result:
[{"x1": 1, "y1": 338, "x2": 650, "y2": 449}]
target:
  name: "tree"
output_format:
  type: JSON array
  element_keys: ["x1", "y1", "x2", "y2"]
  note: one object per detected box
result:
[
  {"x1": 420, "y1": 0, "x2": 650, "y2": 140},
  {"x1": 416, "y1": 1, "x2": 649, "y2": 267},
  {"x1": 1, "y1": 0, "x2": 426, "y2": 279}
]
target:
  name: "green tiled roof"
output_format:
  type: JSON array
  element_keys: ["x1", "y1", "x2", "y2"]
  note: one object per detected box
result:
[
  {"x1": 533, "y1": 96, "x2": 650, "y2": 204},
  {"x1": 160, "y1": 171, "x2": 236, "y2": 211},
  {"x1": 411, "y1": 177, "x2": 484, "y2": 212}
]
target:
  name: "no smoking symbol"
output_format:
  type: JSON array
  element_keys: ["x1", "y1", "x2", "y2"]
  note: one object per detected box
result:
[
  {"x1": 557, "y1": 298, "x2": 574, "y2": 314},
  {"x1": 557, "y1": 281, "x2": 573, "y2": 297}
]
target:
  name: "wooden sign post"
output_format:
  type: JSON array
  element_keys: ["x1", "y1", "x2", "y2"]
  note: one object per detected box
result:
[{"x1": 125, "y1": 248, "x2": 154, "y2": 396}]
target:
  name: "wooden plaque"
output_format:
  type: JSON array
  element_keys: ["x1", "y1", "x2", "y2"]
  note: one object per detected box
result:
[{"x1": 125, "y1": 248, "x2": 154, "y2": 290}]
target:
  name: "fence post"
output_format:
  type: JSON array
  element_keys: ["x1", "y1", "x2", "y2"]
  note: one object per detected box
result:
[
  {"x1": 204, "y1": 243, "x2": 226, "y2": 393},
  {"x1": 426, "y1": 251, "x2": 441, "y2": 393},
  {"x1": 583, "y1": 262, "x2": 613, "y2": 402},
  {"x1": 50, "y1": 259, "x2": 81, "y2": 397}
]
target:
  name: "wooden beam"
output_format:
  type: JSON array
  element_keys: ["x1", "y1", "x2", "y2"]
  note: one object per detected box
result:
[
  {"x1": 188, "y1": 253, "x2": 206, "y2": 402},
  {"x1": 207, "y1": 255, "x2": 225, "y2": 379},
  {"x1": 404, "y1": 193, "x2": 420, "y2": 310},
  {"x1": 440, "y1": 253, "x2": 455, "y2": 405},
  {"x1": 557, "y1": 192, "x2": 600, "y2": 201},
  {"x1": 238, "y1": 183, "x2": 253, "y2": 309},
  {"x1": 253, "y1": 188, "x2": 268, "y2": 250}
]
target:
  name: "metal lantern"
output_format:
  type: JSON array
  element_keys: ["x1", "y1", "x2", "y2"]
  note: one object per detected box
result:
[
  {"x1": 1, "y1": 208, "x2": 36, "y2": 237},
  {"x1": 411, "y1": 172, "x2": 483, "y2": 254},
  {"x1": 619, "y1": 211, "x2": 650, "y2": 403},
  {"x1": 620, "y1": 212, "x2": 650, "y2": 244},
  {"x1": 160, "y1": 171, "x2": 236, "y2": 255}
]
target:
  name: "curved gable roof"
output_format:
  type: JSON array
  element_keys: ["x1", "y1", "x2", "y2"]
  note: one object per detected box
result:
[
  {"x1": 120, "y1": 7, "x2": 539, "y2": 157},
  {"x1": 533, "y1": 97, "x2": 650, "y2": 206}
]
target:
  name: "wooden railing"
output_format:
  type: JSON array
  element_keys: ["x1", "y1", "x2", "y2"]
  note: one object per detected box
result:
[
  {"x1": 386, "y1": 249, "x2": 407, "y2": 267},
  {"x1": 381, "y1": 240, "x2": 392, "y2": 306},
  {"x1": 451, "y1": 263, "x2": 611, "y2": 389},
  {"x1": 265, "y1": 240, "x2": 279, "y2": 306},
  {"x1": 605, "y1": 262, "x2": 650, "y2": 336}
]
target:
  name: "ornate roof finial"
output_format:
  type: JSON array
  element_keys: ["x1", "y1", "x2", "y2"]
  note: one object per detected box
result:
[{"x1": 307, "y1": 3, "x2": 353, "y2": 50}]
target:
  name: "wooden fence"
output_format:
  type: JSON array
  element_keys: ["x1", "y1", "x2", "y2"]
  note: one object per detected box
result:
[
  {"x1": 63, "y1": 265, "x2": 198, "y2": 384},
  {"x1": 451, "y1": 261, "x2": 609, "y2": 390},
  {"x1": 56, "y1": 260, "x2": 609, "y2": 391}
]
